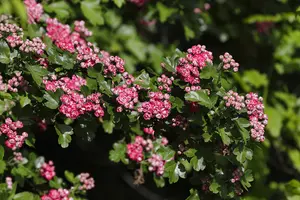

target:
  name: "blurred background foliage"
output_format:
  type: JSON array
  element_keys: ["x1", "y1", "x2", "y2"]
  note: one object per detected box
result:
[{"x1": 1, "y1": 0, "x2": 300, "y2": 199}]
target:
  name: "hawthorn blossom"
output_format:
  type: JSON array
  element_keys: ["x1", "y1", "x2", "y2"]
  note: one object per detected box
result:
[
  {"x1": 78, "y1": 173, "x2": 95, "y2": 190},
  {"x1": 24, "y1": 0, "x2": 43, "y2": 24},
  {"x1": 148, "y1": 154, "x2": 165, "y2": 176},
  {"x1": 41, "y1": 189, "x2": 71, "y2": 200},
  {"x1": 40, "y1": 161, "x2": 56, "y2": 181},
  {"x1": 6, "y1": 177, "x2": 12, "y2": 190},
  {"x1": 219, "y1": 52, "x2": 239, "y2": 72}
]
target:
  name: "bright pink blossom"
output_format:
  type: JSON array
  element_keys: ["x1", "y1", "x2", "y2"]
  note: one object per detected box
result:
[
  {"x1": 219, "y1": 52, "x2": 239, "y2": 72},
  {"x1": 41, "y1": 189, "x2": 71, "y2": 200},
  {"x1": 40, "y1": 161, "x2": 56, "y2": 181},
  {"x1": 148, "y1": 154, "x2": 165, "y2": 176},
  {"x1": 78, "y1": 173, "x2": 95, "y2": 190},
  {"x1": 24, "y1": 0, "x2": 43, "y2": 24}
]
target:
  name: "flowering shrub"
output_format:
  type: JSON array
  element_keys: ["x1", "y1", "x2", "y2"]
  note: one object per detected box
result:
[{"x1": 0, "y1": 0, "x2": 270, "y2": 199}]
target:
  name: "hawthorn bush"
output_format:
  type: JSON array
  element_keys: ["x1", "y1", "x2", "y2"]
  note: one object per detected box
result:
[{"x1": 0, "y1": 1, "x2": 272, "y2": 200}]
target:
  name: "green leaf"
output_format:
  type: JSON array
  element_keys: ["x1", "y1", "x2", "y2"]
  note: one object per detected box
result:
[
  {"x1": 170, "y1": 96, "x2": 184, "y2": 113},
  {"x1": 113, "y1": 0, "x2": 125, "y2": 8},
  {"x1": 265, "y1": 106, "x2": 283, "y2": 138},
  {"x1": 44, "y1": 1, "x2": 72, "y2": 19},
  {"x1": 236, "y1": 118, "x2": 251, "y2": 128},
  {"x1": 156, "y1": 2, "x2": 177, "y2": 23},
  {"x1": 186, "y1": 189, "x2": 200, "y2": 200},
  {"x1": 185, "y1": 90, "x2": 216, "y2": 108},
  {"x1": 81, "y1": 0, "x2": 104, "y2": 25},
  {"x1": 0, "y1": 145, "x2": 4, "y2": 160},
  {"x1": 126, "y1": 38, "x2": 146, "y2": 61},
  {"x1": 109, "y1": 142, "x2": 127, "y2": 163},
  {"x1": 184, "y1": 149, "x2": 197, "y2": 158},
  {"x1": 209, "y1": 179, "x2": 220, "y2": 194},
  {"x1": 64, "y1": 171, "x2": 76, "y2": 184},
  {"x1": 0, "y1": 160, "x2": 6, "y2": 174},
  {"x1": 190, "y1": 156, "x2": 206, "y2": 171},
  {"x1": 184, "y1": 25, "x2": 195, "y2": 41},
  {"x1": 19, "y1": 96, "x2": 31, "y2": 108},
  {"x1": 164, "y1": 161, "x2": 179, "y2": 184},
  {"x1": 26, "y1": 65, "x2": 48, "y2": 86},
  {"x1": 218, "y1": 128, "x2": 232, "y2": 145},
  {"x1": 242, "y1": 70, "x2": 268, "y2": 88},
  {"x1": 96, "y1": 75, "x2": 112, "y2": 96},
  {"x1": 241, "y1": 170, "x2": 254, "y2": 190},
  {"x1": 0, "y1": 91, "x2": 12, "y2": 99},
  {"x1": 102, "y1": 120, "x2": 115, "y2": 134},
  {"x1": 134, "y1": 71, "x2": 150, "y2": 88},
  {"x1": 286, "y1": 180, "x2": 300, "y2": 195},
  {"x1": 55, "y1": 124, "x2": 74, "y2": 148},
  {"x1": 104, "y1": 11, "x2": 122, "y2": 29},
  {"x1": 200, "y1": 66, "x2": 218, "y2": 79},
  {"x1": 153, "y1": 175, "x2": 165, "y2": 188},
  {"x1": 157, "y1": 146, "x2": 175, "y2": 160},
  {"x1": 13, "y1": 192, "x2": 39, "y2": 200},
  {"x1": 43, "y1": 92, "x2": 59, "y2": 109},
  {"x1": 0, "y1": 40, "x2": 10, "y2": 64}
]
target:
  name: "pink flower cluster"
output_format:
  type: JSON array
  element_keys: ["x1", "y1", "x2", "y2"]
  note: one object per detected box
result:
[
  {"x1": 0, "y1": 72, "x2": 26, "y2": 93},
  {"x1": 74, "y1": 20, "x2": 92, "y2": 37},
  {"x1": 143, "y1": 127, "x2": 155, "y2": 136},
  {"x1": 148, "y1": 154, "x2": 165, "y2": 176},
  {"x1": 112, "y1": 85, "x2": 138, "y2": 111},
  {"x1": 245, "y1": 93, "x2": 268, "y2": 142},
  {"x1": 138, "y1": 92, "x2": 171, "y2": 120},
  {"x1": 171, "y1": 115, "x2": 187, "y2": 130},
  {"x1": 41, "y1": 189, "x2": 71, "y2": 200},
  {"x1": 44, "y1": 75, "x2": 104, "y2": 119},
  {"x1": 0, "y1": 22, "x2": 23, "y2": 47},
  {"x1": 157, "y1": 74, "x2": 173, "y2": 92},
  {"x1": 24, "y1": 0, "x2": 43, "y2": 24},
  {"x1": 223, "y1": 90, "x2": 245, "y2": 110},
  {"x1": 6, "y1": 177, "x2": 12, "y2": 190},
  {"x1": 128, "y1": 0, "x2": 149, "y2": 6},
  {"x1": 13, "y1": 152, "x2": 24, "y2": 162},
  {"x1": 100, "y1": 51, "x2": 125, "y2": 76},
  {"x1": 40, "y1": 161, "x2": 56, "y2": 181},
  {"x1": 78, "y1": 173, "x2": 95, "y2": 190},
  {"x1": 43, "y1": 75, "x2": 86, "y2": 93},
  {"x1": 126, "y1": 136, "x2": 153, "y2": 162},
  {"x1": 0, "y1": 118, "x2": 28, "y2": 150},
  {"x1": 185, "y1": 85, "x2": 201, "y2": 93},
  {"x1": 60, "y1": 92, "x2": 104, "y2": 119},
  {"x1": 219, "y1": 52, "x2": 239, "y2": 72},
  {"x1": 46, "y1": 18, "x2": 101, "y2": 68},
  {"x1": 19, "y1": 37, "x2": 46, "y2": 55},
  {"x1": 231, "y1": 168, "x2": 243, "y2": 183},
  {"x1": 176, "y1": 45, "x2": 213, "y2": 85}
]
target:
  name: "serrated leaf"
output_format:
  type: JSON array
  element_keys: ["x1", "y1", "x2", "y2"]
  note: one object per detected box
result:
[
  {"x1": 265, "y1": 106, "x2": 283, "y2": 138},
  {"x1": 113, "y1": 0, "x2": 125, "y2": 8},
  {"x1": 109, "y1": 142, "x2": 126, "y2": 163},
  {"x1": 200, "y1": 66, "x2": 218, "y2": 79},
  {"x1": 184, "y1": 149, "x2": 197, "y2": 158},
  {"x1": 13, "y1": 192, "x2": 39, "y2": 200},
  {"x1": 64, "y1": 171, "x2": 76, "y2": 184},
  {"x1": 43, "y1": 92, "x2": 59, "y2": 109},
  {"x1": 186, "y1": 189, "x2": 200, "y2": 200},
  {"x1": 190, "y1": 156, "x2": 206, "y2": 171},
  {"x1": 209, "y1": 180, "x2": 220, "y2": 194},
  {"x1": 0, "y1": 40, "x2": 10, "y2": 64},
  {"x1": 218, "y1": 128, "x2": 232, "y2": 145},
  {"x1": 185, "y1": 90, "x2": 216, "y2": 108},
  {"x1": 19, "y1": 96, "x2": 31, "y2": 108},
  {"x1": 156, "y1": 2, "x2": 177, "y2": 23},
  {"x1": 26, "y1": 65, "x2": 48, "y2": 86},
  {"x1": 102, "y1": 120, "x2": 114, "y2": 134},
  {"x1": 81, "y1": 0, "x2": 104, "y2": 25},
  {"x1": 0, "y1": 145, "x2": 4, "y2": 160},
  {"x1": 0, "y1": 160, "x2": 6, "y2": 174},
  {"x1": 55, "y1": 124, "x2": 74, "y2": 148},
  {"x1": 153, "y1": 175, "x2": 165, "y2": 188}
]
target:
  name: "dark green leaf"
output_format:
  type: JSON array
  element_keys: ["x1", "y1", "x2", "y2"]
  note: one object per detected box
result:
[
  {"x1": 186, "y1": 189, "x2": 200, "y2": 200},
  {"x1": 26, "y1": 65, "x2": 48, "y2": 86},
  {"x1": 19, "y1": 96, "x2": 31, "y2": 108},
  {"x1": 0, "y1": 160, "x2": 5, "y2": 174},
  {"x1": 13, "y1": 192, "x2": 39, "y2": 200},
  {"x1": 109, "y1": 142, "x2": 127, "y2": 163},
  {"x1": 190, "y1": 156, "x2": 206, "y2": 171},
  {"x1": 0, "y1": 40, "x2": 10, "y2": 64},
  {"x1": 113, "y1": 0, "x2": 125, "y2": 8},
  {"x1": 64, "y1": 171, "x2": 76, "y2": 184},
  {"x1": 184, "y1": 149, "x2": 197, "y2": 158},
  {"x1": 134, "y1": 71, "x2": 150, "y2": 88},
  {"x1": 153, "y1": 175, "x2": 165, "y2": 188},
  {"x1": 81, "y1": 0, "x2": 104, "y2": 25},
  {"x1": 0, "y1": 146, "x2": 4, "y2": 160}
]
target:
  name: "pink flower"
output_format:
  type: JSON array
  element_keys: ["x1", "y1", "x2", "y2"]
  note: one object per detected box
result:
[
  {"x1": 78, "y1": 173, "x2": 95, "y2": 190},
  {"x1": 40, "y1": 161, "x2": 56, "y2": 181},
  {"x1": 24, "y1": 0, "x2": 43, "y2": 24}
]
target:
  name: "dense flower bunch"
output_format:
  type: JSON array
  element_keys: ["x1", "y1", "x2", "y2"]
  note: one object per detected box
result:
[
  {"x1": 219, "y1": 52, "x2": 239, "y2": 71},
  {"x1": 245, "y1": 93, "x2": 268, "y2": 142},
  {"x1": 40, "y1": 160, "x2": 56, "y2": 181},
  {"x1": 78, "y1": 173, "x2": 95, "y2": 190},
  {"x1": 41, "y1": 189, "x2": 71, "y2": 200},
  {"x1": 0, "y1": 118, "x2": 28, "y2": 150},
  {"x1": 24, "y1": 0, "x2": 43, "y2": 24},
  {"x1": 0, "y1": 1, "x2": 268, "y2": 198},
  {"x1": 138, "y1": 92, "x2": 171, "y2": 120}
]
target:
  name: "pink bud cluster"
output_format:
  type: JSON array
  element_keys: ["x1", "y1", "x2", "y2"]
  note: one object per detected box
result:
[
  {"x1": 231, "y1": 168, "x2": 243, "y2": 183},
  {"x1": 24, "y1": 0, "x2": 43, "y2": 24},
  {"x1": 245, "y1": 93, "x2": 268, "y2": 142},
  {"x1": 0, "y1": 15, "x2": 11, "y2": 23},
  {"x1": 148, "y1": 154, "x2": 165, "y2": 176},
  {"x1": 13, "y1": 152, "x2": 24, "y2": 162},
  {"x1": 19, "y1": 37, "x2": 46, "y2": 55},
  {"x1": 219, "y1": 52, "x2": 239, "y2": 72},
  {"x1": 138, "y1": 92, "x2": 171, "y2": 120},
  {"x1": 0, "y1": 72, "x2": 26, "y2": 93},
  {"x1": 127, "y1": 136, "x2": 153, "y2": 162},
  {"x1": 171, "y1": 115, "x2": 187, "y2": 130},
  {"x1": 41, "y1": 189, "x2": 71, "y2": 200},
  {"x1": 157, "y1": 74, "x2": 173, "y2": 92},
  {"x1": 100, "y1": 50, "x2": 125, "y2": 76},
  {"x1": 74, "y1": 20, "x2": 92, "y2": 37},
  {"x1": 128, "y1": 0, "x2": 149, "y2": 6},
  {"x1": 40, "y1": 161, "x2": 56, "y2": 181},
  {"x1": 76, "y1": 41, "x2": 101, "y2": 68},
  {"x1": 112, "y1": 86, "x2": 138, "y2": 111},
  {"x1": 176, "y1": 45, "x2": 213, "y2": 85},
  {"x1": 78, "y1": 173, "x2": 95, "y2": 190},
  {"x1": 37, "y1": 57, "x2": 49, "y2": 68},
  {"x1": 43, "y1": 75, "x2": 86, "y2": 93},
  {"x1": 0, "y1": 118, "x2": 28, "y2": 150},
  {"x1": 60, "y1": 92, "x2": 104, "y2": 119},
  {"x1": 184, "y1": 85, "x2": 201, "y2": 93},
  {"x1": 0, "y1": 22, "x2": 23, "y2": 47},
  {"x1": 6, "y1": 177, "x2": 12, "y2": 190},
  {"x1": 223, "y1": 90, "x2": 245, "y2": 110},
  {"x1": 143, "y1": 127, "x2": 155, "y2": 136}
]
